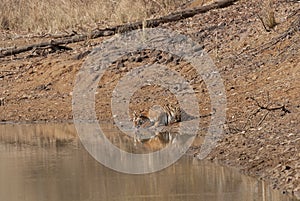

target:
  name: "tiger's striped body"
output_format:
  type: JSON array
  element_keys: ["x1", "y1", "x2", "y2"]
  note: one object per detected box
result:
[{"x1": 133, "y1": 104, "x2": 181, "y2": 128}]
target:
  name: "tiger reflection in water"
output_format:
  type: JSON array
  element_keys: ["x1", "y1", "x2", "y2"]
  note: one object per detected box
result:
[
  {"x1": 132, "y1": 103, "x2": 211, "y2": 151},
  {"x1": 132, "y1": 104, "x2": 181, "y2": 150}
]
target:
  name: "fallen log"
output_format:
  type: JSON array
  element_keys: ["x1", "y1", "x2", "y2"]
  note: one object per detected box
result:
[{"x1": 0, "y1": 0, "x2": 239, "y2": 58}]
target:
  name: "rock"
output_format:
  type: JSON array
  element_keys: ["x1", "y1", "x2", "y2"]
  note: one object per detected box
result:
[
  {"x1": 35, "y1": 83, "x2": 52, "y2": 91},
  {"x1": 135, "y1": 56, "x2": 143, "y2": 62}
]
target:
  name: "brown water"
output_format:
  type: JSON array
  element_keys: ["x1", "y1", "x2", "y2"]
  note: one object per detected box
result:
[{"x1": 0, "y1": 123, "x2": 297, "y2": 201}]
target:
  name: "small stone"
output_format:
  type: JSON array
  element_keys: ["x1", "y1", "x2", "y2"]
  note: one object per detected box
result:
[
  {"x1": 135, "y1": 56, "x2": 143, "y2": 62},
  {"x1": 252, "y1": 75, "x2": 258, "y2": 80},
  {"x1": 166, "y1": 54, "x2": 174, "y2": 63},
  {"x1": 120, "y1": 67, "x2": 127, "y2": 72},
  {"x1": 116, "y1": 61, "x2": 125, "y2": 68},
  {"x1": 158, "y1": 58, "x2": 166, "y2": 64},
  {"x1": 294, "y1": 191, "x2": 300, "y2": 200},
  {"x1": 128, "y1": 57, "x2": 135, "y2": 62},
  {"x1": 0, "y1": 97, "x2": 5, "y2": 106}
]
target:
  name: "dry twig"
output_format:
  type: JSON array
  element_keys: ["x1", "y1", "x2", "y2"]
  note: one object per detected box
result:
[{"x1": 249, "y1": 97, "x2": 291, "y2": 116}]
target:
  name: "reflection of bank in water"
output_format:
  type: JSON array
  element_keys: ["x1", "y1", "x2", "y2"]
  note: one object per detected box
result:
[
  {"x1": 0, "y1": 123, "x2": 77, "y2": 147},
  {"x1": 0, "y1": 121, "x2": 200, "y2": 155}
]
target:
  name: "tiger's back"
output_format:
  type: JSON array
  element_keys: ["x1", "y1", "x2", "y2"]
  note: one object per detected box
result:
[{"x1": 133, "y1": 104, "x2": 181, "y2": 128}]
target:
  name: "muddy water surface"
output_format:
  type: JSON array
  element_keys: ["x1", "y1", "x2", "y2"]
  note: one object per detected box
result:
[{"x1": 0, "y1": 123, "x2": 296, "y2": 201}]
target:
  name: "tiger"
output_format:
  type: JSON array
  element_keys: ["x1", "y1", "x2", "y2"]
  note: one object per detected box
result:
[
  {"x1": 132, "y1": 104, "x2": 212, "y2": 148},
  {"x1": 132, "y1": 104, "x2": 181, "y2": 128}
]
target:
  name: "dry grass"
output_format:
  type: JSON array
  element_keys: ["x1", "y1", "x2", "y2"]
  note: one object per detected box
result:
[
  {"x1": 0, "y1": 0, "x2": 187, "y2": 33},
  {"x1": 185, "y1": 0, "x2": 215, "y2": 8},
  {"x1": 257, "y1": 0, "x2": 277, "y2": 31}
]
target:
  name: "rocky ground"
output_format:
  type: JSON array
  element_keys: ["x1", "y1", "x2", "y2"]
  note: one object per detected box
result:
[{"x1": 0, "y1": 0, "x2": 299, "y2": 199}]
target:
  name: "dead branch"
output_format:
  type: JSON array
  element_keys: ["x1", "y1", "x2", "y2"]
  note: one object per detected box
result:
[
  {"x1": 257, "y1": 111, "x2": 269, "y2": 127},
  {"x1": 234, "y1": 96, "x2": 292, "y2": 131},
  {"x1": 249, "y1": 97, "x2": 291, "y2": 116},
  {"x1": 0, "y1": 0, "x2": 239, "y2": 58}
]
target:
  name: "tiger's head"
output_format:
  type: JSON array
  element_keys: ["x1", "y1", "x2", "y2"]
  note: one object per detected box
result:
[{"x1": 132, "y1": 111, "x2": 153, "y2": 128}]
